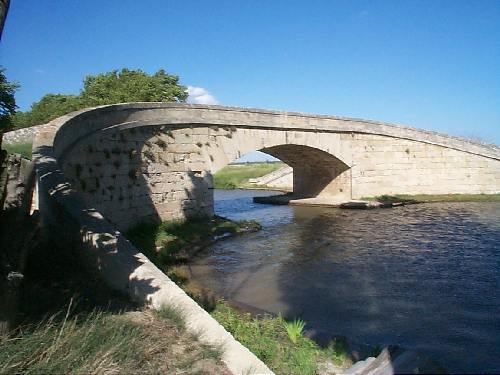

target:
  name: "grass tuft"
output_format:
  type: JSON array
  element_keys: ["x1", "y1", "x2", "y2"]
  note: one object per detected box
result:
[
  {"x1": 155, "y1": 305, "x2": 186, "y2": 331},
  {"x1": 284, "y1": 318, "x2": 306, "y2": 344}
]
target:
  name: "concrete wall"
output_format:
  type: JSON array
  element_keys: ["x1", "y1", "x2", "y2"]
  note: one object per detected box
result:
[
  {"x1": 249, "y1": 165, "x2": 293, "y2": 190},
  {"x1": 39, "y1": 103, "x2": 499, "y2": 231}
]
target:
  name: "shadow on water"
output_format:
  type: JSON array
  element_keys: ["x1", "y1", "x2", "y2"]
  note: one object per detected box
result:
[
  {"x1": 274, "y1": 203, "x2": 500, "y2": 373},
  {"x1": 198, "y1": 190, "x2": 500, "y2": 373}
]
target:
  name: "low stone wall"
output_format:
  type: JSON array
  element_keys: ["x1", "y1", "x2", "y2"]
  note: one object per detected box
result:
[
  {"x1": 3, "y1": 124, "x2": 49, "y2": 144},
  {"x1": 33, "y1": 122, "x2": 274, "y2": 375}
]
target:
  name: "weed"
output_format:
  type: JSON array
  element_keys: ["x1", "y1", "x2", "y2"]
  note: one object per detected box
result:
[{"x1": 284, "y1": 318, "x2": 306, "y2": 344}]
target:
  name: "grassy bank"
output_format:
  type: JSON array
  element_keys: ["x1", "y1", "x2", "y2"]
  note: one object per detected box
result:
[
  {"x1": 211, "y1": 301, "x2": 350, "y2": 374},
  {"x1": 214, "y1": 162, "x2": 284, "y2": 189},
  {"x1": 363, "y1": 193, "x2": 500, "y2": 203},
  {"x1": 2, "y1": 228, "x2": 229, "y2": 374},
  {"x1": 2, "y1": 142, "x2": 32, "y2": 159},
  {"x1": 0, "y1": 306, "x2": 227, "y2": 374},
  {"x1": 126, "y1": 217, "x2": 351, "y2": 374}
]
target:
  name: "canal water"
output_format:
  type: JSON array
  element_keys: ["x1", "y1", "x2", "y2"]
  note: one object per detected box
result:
[{"x1": 189, "y1": 189, "x2": 500, "y2": 373}]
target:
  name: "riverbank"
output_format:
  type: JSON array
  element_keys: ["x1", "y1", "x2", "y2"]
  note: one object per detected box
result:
[
  {"x1": 214, "y1": 162, "x2": 284, "y2": 189},
  {"x1": 125, "y1": 216, "x2": 354, "y2": 375}
]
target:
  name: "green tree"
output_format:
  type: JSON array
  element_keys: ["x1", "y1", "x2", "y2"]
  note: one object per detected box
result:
[
  {"x1": 81, "y1": 68, "x2": 188, "y2": 106},
  {"x1": 12, "y1": 94, "x2": 84, "y2": 129},
  {"x1": 0, "y1": 67, "x2": 19, "y2": 130},
  {"x1": 12, "y1": 68, "x2": 188, "y2": 129}
]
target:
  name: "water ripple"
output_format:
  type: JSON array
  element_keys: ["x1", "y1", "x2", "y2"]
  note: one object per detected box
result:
[{"x1": 190, "y1": 190, "x2": 500, "y2": 373}]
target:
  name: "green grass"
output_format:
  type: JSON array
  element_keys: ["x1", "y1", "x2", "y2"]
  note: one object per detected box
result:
[
  {"x1": 2, "y1": 142, "x2": 33, "y2": 159},
  {"x1": 211, "y1": 301, "x2": 350, "y2": 375},
  {"x1": 362, "y1": 193, "x2": 500, "y2": 203},
  {"x1": 214, "y1": 162, "x2": 285, "y2": 189},
  {"x1": 284, "y1": 318, "x2": 306, "y2": 344}
]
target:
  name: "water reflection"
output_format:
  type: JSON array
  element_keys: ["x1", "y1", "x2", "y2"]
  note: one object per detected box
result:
[{"x1": 190, "y1": 189, "x2": 500, "y2": 373}]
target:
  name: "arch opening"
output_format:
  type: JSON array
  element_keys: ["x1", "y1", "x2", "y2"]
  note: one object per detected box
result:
[{"x1": 260, "y1": 144, "x2": 351, "y2": 200}]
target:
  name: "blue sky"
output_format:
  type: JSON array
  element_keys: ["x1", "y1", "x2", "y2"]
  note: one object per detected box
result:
[{"x1": 1, "y1": 0, "x2": 499, "y2": 150}]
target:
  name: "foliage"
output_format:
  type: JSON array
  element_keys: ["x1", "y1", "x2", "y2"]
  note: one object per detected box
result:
[
  {"x1": 0, "y1": 67, "x2": 19, "y2": 130},
  {"x1": 214, "y1": 162, "x2": 285, "y2": 189},
  {"x1": 81, "y1": 68, "x2": 188, "y2": 106},
  {"x1": 12, "y1": 94, "x2": 84, "y2": 129},
  {"x1": 284, "y1": 318, "x2": 306, "y2": 344},
  {"x1": 12, "y1": 68, "x2": 188, "y2": 129},
  {"x1": 2, "y1": 142, "x2": 32, "y2": 159},
  {"x1": 211, "y1": 301, "x2": 349, "y2": 374}
]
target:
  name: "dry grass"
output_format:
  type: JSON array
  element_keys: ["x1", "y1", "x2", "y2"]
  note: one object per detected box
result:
[{"x1": 0, "y1": 307, "x2": 230, "y2": 375}]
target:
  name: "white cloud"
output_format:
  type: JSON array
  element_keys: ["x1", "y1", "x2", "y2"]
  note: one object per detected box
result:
[{"x1": 187, "y1": 86, "x2": 219, "y2": 105}]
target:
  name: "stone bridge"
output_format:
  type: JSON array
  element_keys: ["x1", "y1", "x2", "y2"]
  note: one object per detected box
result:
[{"x1": 34, "y1": 103, "x2": 500, "y2": 231}]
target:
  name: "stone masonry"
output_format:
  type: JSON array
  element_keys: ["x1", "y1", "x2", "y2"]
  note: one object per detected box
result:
[{"x1": 38, "y1": 103, "x2": 500, "y2": 231}]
